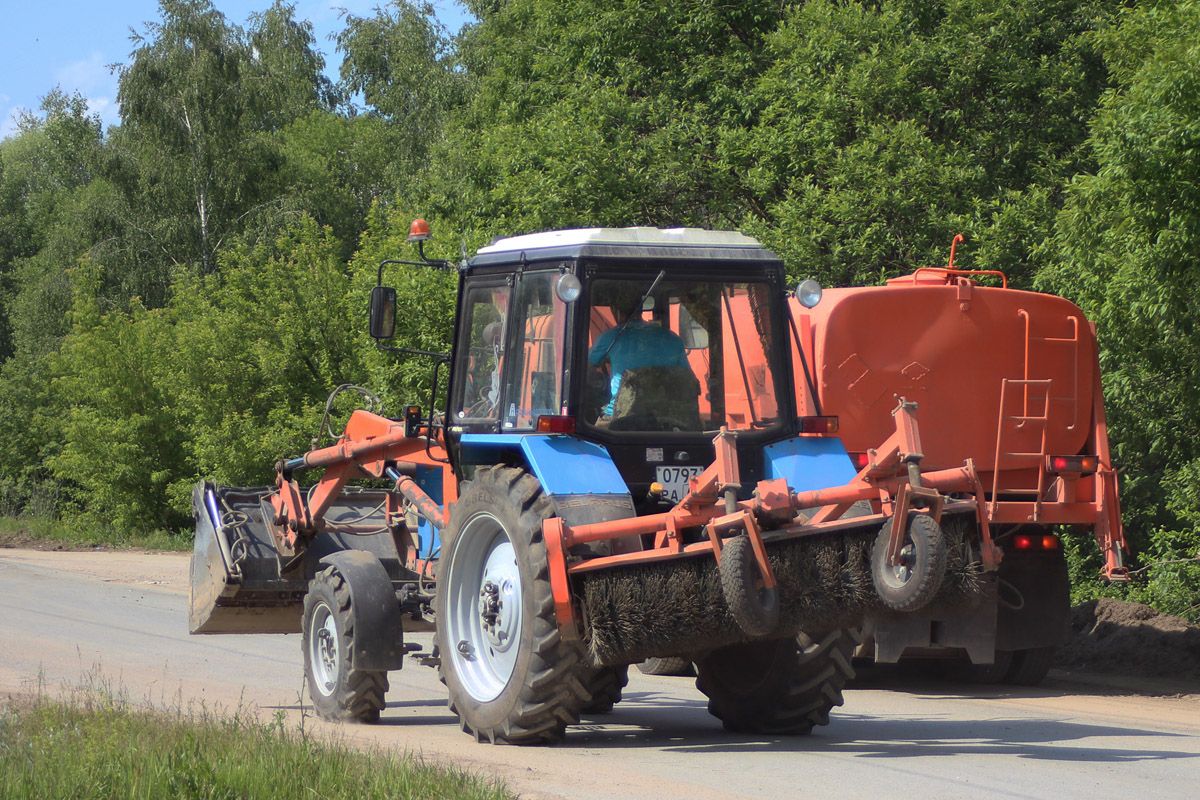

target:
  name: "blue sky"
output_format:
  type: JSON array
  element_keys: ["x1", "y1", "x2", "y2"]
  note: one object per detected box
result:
[{"x1": 0, "y1": 1, "x2": 471, "y2": 140}]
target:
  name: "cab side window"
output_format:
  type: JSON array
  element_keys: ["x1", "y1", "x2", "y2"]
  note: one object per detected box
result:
[
  {"x1": 454, "y1": 284, "x2": 510, "y2": 422},
  {"x1": 503, "y1": 272, "x2": 568, "y2": 429}
]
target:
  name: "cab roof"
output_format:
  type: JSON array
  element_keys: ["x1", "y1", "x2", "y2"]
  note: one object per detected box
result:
[{"x1": 467, "y1": 227, "x2": 781, "y2": 268}]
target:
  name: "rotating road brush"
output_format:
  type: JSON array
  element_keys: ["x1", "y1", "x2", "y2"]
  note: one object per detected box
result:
[{"x1": 575, "y1": 518, "x2": 984, "y2": 667}]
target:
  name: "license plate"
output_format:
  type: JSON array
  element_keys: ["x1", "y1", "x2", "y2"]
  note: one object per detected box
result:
[{"x1": 655, "y1": 466, "x2": 704, "y2": 503}]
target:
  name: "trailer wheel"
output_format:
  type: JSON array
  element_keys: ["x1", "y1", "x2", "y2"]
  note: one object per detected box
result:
[
  {"x1": 1005, "y1": 646, "x2": 1056, "y2": 686},
  {"x1": 695, "y1": 628, "x2": 859, "y2": 734},
  {"x1": 720, "y1": 532, "x2": 781, "y2": 636},
  {"x1": 302, "y1": 566, "x2": 389, "y2": 723},
  {"x1": 436, "y1": 466, "x2": 589, "y2": 744},
  {"x1": 581, "y1": 665, "x2": 629, "y2": 714},
  {"x1": 870, "y1": 514, "x2": 947, "y2": 613},
  {"x1": 637, "y1": 657, "x2": 694, "y2": 676}
]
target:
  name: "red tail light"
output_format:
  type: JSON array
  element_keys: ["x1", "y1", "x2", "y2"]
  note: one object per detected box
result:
[
  {"x1": 848, "y1": 452, "x2": 871, "y2": 469},
  {"x1": 536, "y1": 415, "x2": 576, "y2": 434},
  {"x1": 1046, "y1": 455, "x2": 1099, "y2": 473},
  {"x1": 1012, "y1": 533, "x2": 1059, "y2": 551},
  {"x1": 799, "y1": 416, "x2": 840, "y2": 435}
]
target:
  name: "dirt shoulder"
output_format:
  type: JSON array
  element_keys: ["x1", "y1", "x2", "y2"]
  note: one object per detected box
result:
[
  {"x1": 0, "y1": 547, "x2": 190, "y2": 594},
  {"x1": 1057, "y1": 597, "x2": 1200, "y2": 688}
]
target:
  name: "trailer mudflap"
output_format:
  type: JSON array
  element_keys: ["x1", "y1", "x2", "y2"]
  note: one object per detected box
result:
[{"x1": 872, "y1": 577, "x2": 999, "y2": 663}]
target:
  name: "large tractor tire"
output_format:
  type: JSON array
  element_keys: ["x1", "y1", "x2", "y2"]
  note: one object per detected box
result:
[
  {"x1": 581, "y1": 665, "x2": 629, "y2": 715},
  {"x1": 436, "y1": 466, "x2": 590, "y2": 744},
  {"x1": 695, "y1": 628, "x2": 859, "y2": 735},
  {"x1": 302, "y1": 565, "x2": 389, "y2": 723},
  {"x1": 942, "y1": 646, "x2": 1055, "y2": 686}
]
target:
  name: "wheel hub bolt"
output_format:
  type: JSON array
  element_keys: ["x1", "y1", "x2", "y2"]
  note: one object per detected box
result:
[{"x1": 479, "y1": 580, "x2": 503, "y2": 630}]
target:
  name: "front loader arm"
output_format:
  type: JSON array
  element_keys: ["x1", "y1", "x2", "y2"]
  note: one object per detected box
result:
[{"x1": 269, "y1": 409, "x2": 457, "y2": 551}]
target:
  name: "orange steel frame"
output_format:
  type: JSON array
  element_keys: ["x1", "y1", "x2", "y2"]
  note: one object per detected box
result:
[
  {"x1": 267, "y1": 410, "x2": 459, "y2": 553},
  {"x1": 543, "y1": 399, "x2": 977, "y2": 641},
  {"x1": 256, "y1": 401, "x2": 976, "y2": 644}
]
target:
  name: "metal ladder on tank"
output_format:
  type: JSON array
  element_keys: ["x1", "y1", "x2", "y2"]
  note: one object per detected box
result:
[
  {"x1": 989, "y1": 308, "x2": 1083, "y2": 521},
  {"x1": 991, "y1": 377, "x2": 1053, "y2": 521}
]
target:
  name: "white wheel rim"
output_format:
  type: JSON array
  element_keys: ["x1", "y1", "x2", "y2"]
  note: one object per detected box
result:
[
  {"x1": 445, "y1": 511, "x2": 522, "y2": 702},
  {"x1": 309, "y1": 601, "x2": 339, "y2": 697}
]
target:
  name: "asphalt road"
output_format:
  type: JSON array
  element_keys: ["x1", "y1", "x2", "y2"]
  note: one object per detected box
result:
[{"x1": 2, "y1": 549, "x2": 1198, "y2": 799}]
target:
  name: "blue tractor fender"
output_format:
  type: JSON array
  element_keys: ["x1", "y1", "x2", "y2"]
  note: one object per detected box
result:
[
  {"x1": 458, "y1": 433, "x2": 637, "y2": 527},
  {"x1": 762, "y1": 436, "x2": 859, "y2": 493}
]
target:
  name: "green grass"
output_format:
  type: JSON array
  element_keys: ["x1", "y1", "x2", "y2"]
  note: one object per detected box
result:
[
  {"x1": 0, "y1": 515, "x2": 190, "y2": 552},
  {"x1": 0, "y1": 690, "x2": 513, "y2": 800}
]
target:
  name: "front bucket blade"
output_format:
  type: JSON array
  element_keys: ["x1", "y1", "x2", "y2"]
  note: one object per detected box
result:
[{"x1": 188, "y1": 482, "x2": 304, "y2": 634}]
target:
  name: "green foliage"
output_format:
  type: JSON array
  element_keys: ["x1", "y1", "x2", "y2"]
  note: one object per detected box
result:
[
  {"x1": 436, "y1": 0, "x2": 784, "y2": 237},
  {"x1": 0, "y1": 355, "x2": 64, "y2": 518},
  {"x1": 0, "y1": 91, "x2": 113, "y2": 360},
  {"x1": 1040, "y1": 0, "x2": 1200, "y2": 617},
  {"x1": 734, "y1": 0, "x2": 1118, "y2": 287},
  {"x1": 164, "y1": 218, "x2": 372, "y2": 511},
  {"x1": 49, "y1": 263, "x2": 188, "y2": 531},
  {"x1": 274, "y1": 111, "x2": 399, "y2": 260},
  {"x1": 115, "y1": 0, "x2": 333, "y2": 276}
]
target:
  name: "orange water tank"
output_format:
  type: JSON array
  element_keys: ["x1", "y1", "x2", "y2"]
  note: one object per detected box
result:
[{"x1": 791, "y1": 274, "x2": 1097, "y2": 471}]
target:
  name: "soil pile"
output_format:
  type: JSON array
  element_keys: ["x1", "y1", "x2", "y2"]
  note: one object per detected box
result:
[{"x1": 1057, "y1": 598, "x2": 1200, "y2": 681}]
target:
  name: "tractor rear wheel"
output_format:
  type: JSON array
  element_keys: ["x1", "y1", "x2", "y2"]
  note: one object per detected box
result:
[
  {"x1": 695, "y1": 628, "x2": 858, "y2": 734},
  {"x1": 302, "y1": 566, "x2": 389, "y2": 723},
  {"x1": 436, "y1": 466, "x2": 590, "y2": 744}
]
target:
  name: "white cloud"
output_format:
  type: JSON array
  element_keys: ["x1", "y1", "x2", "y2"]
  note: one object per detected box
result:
[
  {"x1": 55, "y1": 51, "x2": 118, "y2": 96},
  {"x1": 54, "y1": 52, "x2": 122, "y2": 130}
]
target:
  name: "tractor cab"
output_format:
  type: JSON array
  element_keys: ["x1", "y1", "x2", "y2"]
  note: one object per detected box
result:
[{"x1": 438, "y1": 227, "x2": 820, "y2": 507}]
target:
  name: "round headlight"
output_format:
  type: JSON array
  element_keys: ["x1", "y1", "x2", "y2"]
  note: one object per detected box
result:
[
  {"x1": 795, "y1": 279, "x2": 823, "y2": 308},
  {"x1": 555, "y1": 273, "x2": 582, "y2": 303}
]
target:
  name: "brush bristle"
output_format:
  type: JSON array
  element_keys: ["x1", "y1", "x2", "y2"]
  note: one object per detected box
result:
[{"x1": 577, "y1": 520, "x2": 984, "y2": 667}]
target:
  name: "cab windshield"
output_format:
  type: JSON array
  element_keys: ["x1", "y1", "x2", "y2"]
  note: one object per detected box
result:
[{"x1": 584, "y1": 277, "x2": 783, "y2": 433}]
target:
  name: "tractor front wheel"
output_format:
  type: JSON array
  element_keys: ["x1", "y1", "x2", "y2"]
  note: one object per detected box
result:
[
  {"x1": 436, "y1": 466, "x2": 590, "y2": 744},
  {"x1": 695, "y1": 628, "x2": 859, "y2": 734},
  {"x1": 302, "y1": 566, "x2": 389, "y2": 723},
  {"x1": 1005, "y1": 646, "x2": 1057, "y2": 685}
]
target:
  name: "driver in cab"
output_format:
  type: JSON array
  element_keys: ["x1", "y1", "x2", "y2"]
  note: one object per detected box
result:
[{"x1": 588, "y1": 288, "x2": 688, "y2": 425}]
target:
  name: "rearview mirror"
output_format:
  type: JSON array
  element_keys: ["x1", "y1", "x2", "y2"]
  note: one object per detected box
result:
[{"x1": 369, "y1": 286, "x2": 397, "y2": 339}]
